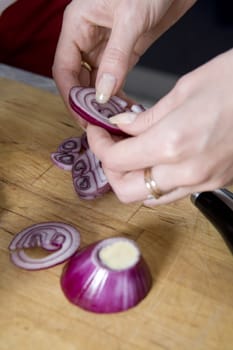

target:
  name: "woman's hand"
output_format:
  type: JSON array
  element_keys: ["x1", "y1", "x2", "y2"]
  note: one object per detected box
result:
[
  {"x1": 87, "y1": 49, "x2": 233, "y2": 206},
  {"x1": 52, "y1": 0, "x2": 196, "y2": 124}
]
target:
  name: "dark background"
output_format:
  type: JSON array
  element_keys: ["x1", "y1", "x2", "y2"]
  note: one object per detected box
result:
[{"x1": 139, "y1": 0, "x2": 233, "y2": 76}]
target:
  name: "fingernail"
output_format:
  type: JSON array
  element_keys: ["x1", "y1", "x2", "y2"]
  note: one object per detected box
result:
[
  {"x1": 109, "y1": 112, "x2": 137, "y2": 124},
  {"x1": 96, "y1": 73, "x2": 116, "y2": 103}
]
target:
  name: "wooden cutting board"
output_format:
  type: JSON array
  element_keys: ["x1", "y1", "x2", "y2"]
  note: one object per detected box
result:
[{"x1": 0, "y1": 77, "x2": 232, "y2": 350}]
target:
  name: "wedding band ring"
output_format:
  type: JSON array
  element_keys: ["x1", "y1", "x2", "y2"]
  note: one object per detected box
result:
[
  {"x1": 81, "y1": 60, "x2": 92, "y2": 72},
  {"x1": 144, "y1": 167, "x2": 162, "y2": 199}
]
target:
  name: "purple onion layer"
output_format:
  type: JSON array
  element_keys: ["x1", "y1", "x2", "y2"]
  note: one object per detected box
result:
[{"x1": 61, "y1": 237, "x2": 152, "y2": 313}]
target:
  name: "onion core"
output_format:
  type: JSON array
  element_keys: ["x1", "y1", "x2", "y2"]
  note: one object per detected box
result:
[{"x1": 99, "y1": 240, "x2": 140, "y2": 270}]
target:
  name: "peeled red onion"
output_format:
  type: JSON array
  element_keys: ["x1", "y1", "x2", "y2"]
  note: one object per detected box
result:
[
  {"x1": 69, "y1": 87, "x2": 145, "y2": 135},
  {"x1": 61, "y1": 237, "x2": 152, "y2": 313},
  {"x1": 8, "y1": 222, "x2": 81, "y2": 270}
]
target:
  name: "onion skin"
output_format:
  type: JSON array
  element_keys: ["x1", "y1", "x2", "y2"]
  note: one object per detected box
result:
[
  {"x1": 8, "y1": 222, "x2": 81, "y2": 270},
  {"x1": 61, "y1": 237, "x2": 152, "y2": 313}
]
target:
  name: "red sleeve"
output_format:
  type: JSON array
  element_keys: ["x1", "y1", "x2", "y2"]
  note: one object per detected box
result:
[{"x1": 0, "y1": 0, "x2": 71, "y2": 77}]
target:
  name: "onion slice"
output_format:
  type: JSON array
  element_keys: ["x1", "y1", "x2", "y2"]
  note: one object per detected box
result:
[
  {"x1": 72, "y1": 148, "x2": 111, "y2": 199},
  {"x1": 61, "y1": 237, "x2": 152, "y2": 313},
  {"x1": 51, "y1": 137, "x2": 83, "y2": 170},
  {"x1": 51, "y1": 134, "x2": 111, "y2": 200},
  {"x1": 51, "y1": 152, "x2": 76, "y2": 171},
  {"x1": 57, "y1": 137, "x2": 82, "y2": 153},
  {"x1": 8, "y1": 222, "x2": 81, "y2": 270},
  {"x1": 69, "y1": 87, "x2": 129, "y2": 135}
]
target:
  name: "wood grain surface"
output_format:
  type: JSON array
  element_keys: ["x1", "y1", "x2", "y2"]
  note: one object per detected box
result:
[{"x1": 0, "y1": 77, "x2": 233, "y2": 350}]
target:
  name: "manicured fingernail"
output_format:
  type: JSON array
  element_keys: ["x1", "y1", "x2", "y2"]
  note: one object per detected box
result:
[
  {"x1": 96, "y1": 73, "x2": 116, "y2": 103},
  {"x1": 109, "y1": 112, "x2": 137, "y2": 124}
]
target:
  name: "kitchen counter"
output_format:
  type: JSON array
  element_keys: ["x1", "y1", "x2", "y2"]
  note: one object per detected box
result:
[{"x1": 0, "y1": 74, "x2": 233, "y2": 350}]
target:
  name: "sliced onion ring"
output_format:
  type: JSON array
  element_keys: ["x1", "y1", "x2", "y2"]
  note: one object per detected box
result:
[
  {"x1": 69, "y1": 87, "x2": 129, "y2": 135},
  {"x1": 8, "y1": 222, "x2": 81, "y2": 270}
]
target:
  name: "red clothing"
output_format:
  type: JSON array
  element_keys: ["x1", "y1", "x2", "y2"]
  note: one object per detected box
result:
[{"x1": 0, "y1": 0, "x2": 71, "y2": 77}]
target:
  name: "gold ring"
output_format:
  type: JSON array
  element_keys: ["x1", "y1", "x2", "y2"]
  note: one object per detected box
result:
[
  {"x1": 81, "y1": 60, "x2": 92, "y2": 72},
  {"x1": 144, "y1": 167, "x2": 162, "y2": 199}
]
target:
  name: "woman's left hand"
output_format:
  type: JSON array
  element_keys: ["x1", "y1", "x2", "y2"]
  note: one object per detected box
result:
[{"x1": 87, "y1": 49, "x2": 233, "y2": 206}]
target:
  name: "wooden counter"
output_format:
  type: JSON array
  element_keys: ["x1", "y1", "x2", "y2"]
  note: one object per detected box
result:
[{"x1": 0, "y1": 77, "x2": 232, "y2": 350}]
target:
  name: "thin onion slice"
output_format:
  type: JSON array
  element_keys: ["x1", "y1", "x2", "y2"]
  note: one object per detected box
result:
[
  {"x1": 57, "y1": 137, "x2": 82, "y2": 153},
  {"x1": 61, "y1": 237, "x2": 152, "y2": 313},
  {"x1": 51, "y1": 134, "x2": 111, "y2": 200},
  {"x1": 51, "y1": 137, "x2": 82, "y2": 170},
  {"x1": 69, "y1": 87, "x2": 129, "y2": 135},
  {"x1": 51, "y1": 152, "x2": 76, "y2": 171},
  {"x1": 72, "y1": 148, "x2": 111, "y2": 199},
  {"x1": 8, "y1": 222, "x2": 81, "y2": 270}
]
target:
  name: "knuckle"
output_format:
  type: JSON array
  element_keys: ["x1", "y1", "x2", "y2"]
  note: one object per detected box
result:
[
  {"x1": 101, "y1": 153, "x2": 115, "y2": 170},
  {"x1": 143, "y1": 109, "x2": 157, "y2": 129},
  {"x1": 163, "y1": 130, "x2": 183, "y2": 161},
  {"x1": 172, "y1": 74, "x2": 192, "y2": 101},
  {"x1": 184, "y1": 162, "x2": 212, "y2": 185}
]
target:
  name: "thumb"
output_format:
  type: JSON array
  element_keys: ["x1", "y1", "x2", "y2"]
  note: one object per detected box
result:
[
  {"x1": 109, "y1": 107, "x2": 157, "y2": 136},
  {"x1": 109, "y1": 89, "x2": 174, "y2": 135},
  {"x1": 95, "y1": 12, "x2": 142, "y2": 103},
  {"x1": 109, "y1": 83, "x2": 181, "y2": 135}
]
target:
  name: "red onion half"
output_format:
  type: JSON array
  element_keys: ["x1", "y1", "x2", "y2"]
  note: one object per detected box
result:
[
  {"x1": 69, "y1": 87, "x2": 145, "y2": 135},
  {"x1": 8, "y1": 222, "x2": 81, "y2": 270},
  {"x1": 61, "y1": 237, "x2": 152, "y2": 313}
]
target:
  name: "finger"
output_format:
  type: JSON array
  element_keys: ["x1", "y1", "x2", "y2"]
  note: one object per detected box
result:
[
  {"x1": 53, "y1": 4, "x2": 101, "y2": 104},
  {"x1": 88, "y1": 115, "x2": 182, "y2": 172},
  {"x1": 87, "y1": 123, "x2": 116, "y2": 153},
  {"x1": 53, "y1": 36, "x2": 82, "y2": 108},
  {"x1": 95, "y1": 9, "x2": 143, "y2": 103},
  {"x1": 101, "y1": 156, "x2": 232, "y2": 205},
  {"x1": 108, "y1": 77, "x2": 184, "y2": 136},
  {"x1": 143, "y1": 187, "x2": 191, "y2": 206},
  {"x1": 95, "y1": 0, "x2": 179, "y2": 103},
  {"x1": 102, "y1": 165, "x2": 192, "y2": 204},
  {"x1": 87, "y1": 123, "x2": 162, "y2": 172}
]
